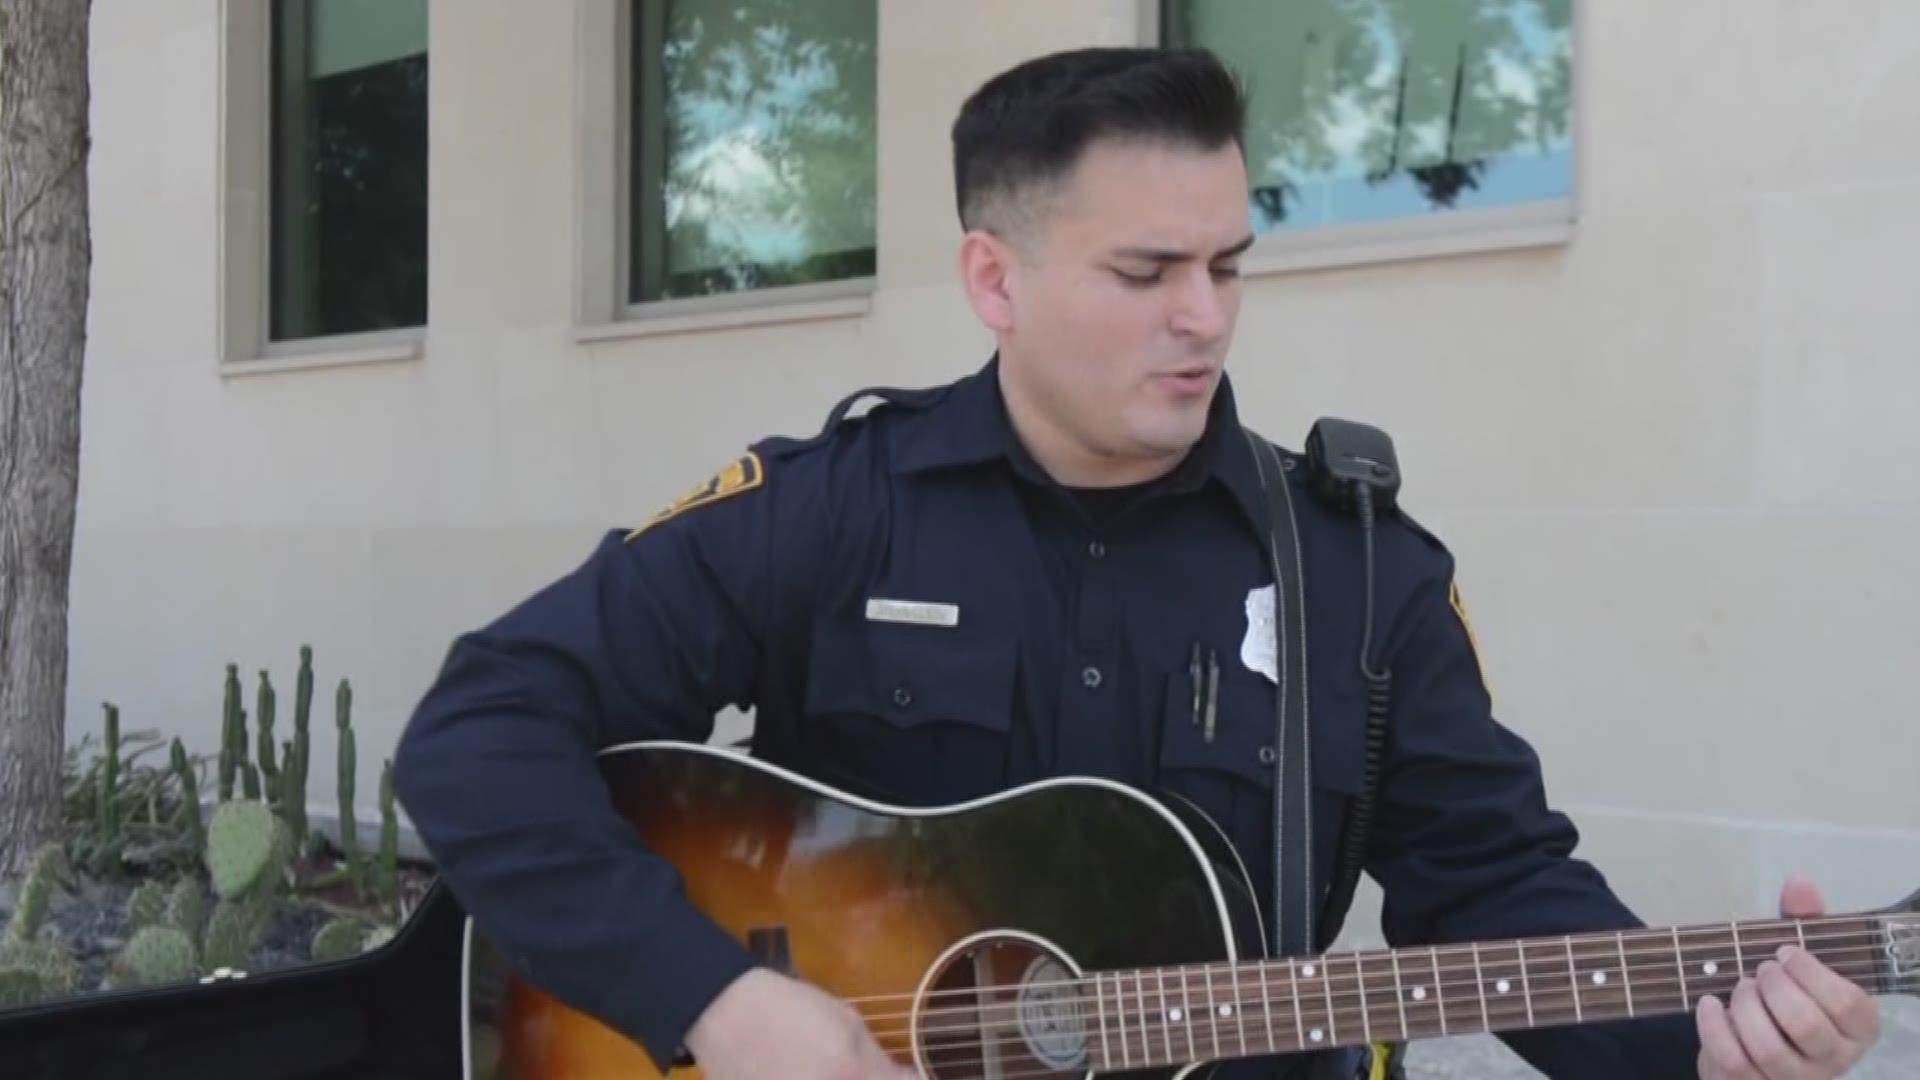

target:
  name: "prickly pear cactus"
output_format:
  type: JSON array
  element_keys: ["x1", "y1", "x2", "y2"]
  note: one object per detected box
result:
[
  {"x1": 0, "y1": 966, "x2": 43, "y2": 1007},
  {"x1": 362, "y1": 925, "x2": 396, "y2": 952},
  {"x1": 310, "y1": 916, "x2": 368, "y2": 963},
  {"x1": 7, "y1": 843, "x2": 62, "y2": 944},
  {"x1": 205, "y1": 801, "x2": 288, "y2": 901},
  {"x1": 201, "y1": 891, "x2": 272, "y2": 973},
  {"x1": 125, "y1": 881, "x2": 167, "y2": 932},
  {"x1": 113, "y1": 926, "x2": 198, "y2": 988},
  {"x1": 167, "y1": 875, "x2": 208, "y2": 939},
  {"x1": 0, "y1": 938, "x2": 78, "y2": 999}
]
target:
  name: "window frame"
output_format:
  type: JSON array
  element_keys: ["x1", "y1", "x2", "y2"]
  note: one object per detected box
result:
[
  {"x1": 1143, "y1": 0, "x2": 1582, "y2": 278},
  {"x1": 217, "y1": 0, "x2": 429, "y2": 375},
  {"x1": 571, "y1": 0, "x2": 878, "y2": 343}
]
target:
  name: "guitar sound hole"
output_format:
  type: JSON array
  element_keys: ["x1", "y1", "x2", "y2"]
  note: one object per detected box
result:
[{"x1": 915, "y1": 933, "x2": 1090, "y2": 1080}]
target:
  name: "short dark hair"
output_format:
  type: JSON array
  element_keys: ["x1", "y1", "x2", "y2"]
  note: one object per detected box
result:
[{"x1": 950, "y1": 47, "x2": 1247, "y2": 238}]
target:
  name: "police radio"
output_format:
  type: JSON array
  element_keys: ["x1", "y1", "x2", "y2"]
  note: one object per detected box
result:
[{"x1": 1303, "y1": 418, "x2": 1399, "y2": 968}]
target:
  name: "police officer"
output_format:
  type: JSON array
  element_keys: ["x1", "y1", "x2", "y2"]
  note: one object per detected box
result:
[{"x1": 393, "y1": 46, "x2": 1882, "y2": 1080}]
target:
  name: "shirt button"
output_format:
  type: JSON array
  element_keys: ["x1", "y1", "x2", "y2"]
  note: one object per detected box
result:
[
  {"x1": 1257, "y1": 745, "x2": 1276, "y2": 765},
  {"x1": 1088, "y1": 540, "x2": 1106, "y2": 559},
  {"x1": 1082, "y1": 666, "x2": 1103, "y2": 688},
  {"x1": 893, "y1": 687, "x2": 912, "y2": 707}
]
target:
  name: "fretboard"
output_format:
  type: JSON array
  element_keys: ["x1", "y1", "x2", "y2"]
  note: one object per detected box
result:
[{"x1": 1084, "y1": 915, "x2": 1896, "y2": 1071}]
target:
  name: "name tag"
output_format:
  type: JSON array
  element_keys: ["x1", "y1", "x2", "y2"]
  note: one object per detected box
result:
[{"x1": 865, "y1": 598, "x2": 960, "y2": 628}]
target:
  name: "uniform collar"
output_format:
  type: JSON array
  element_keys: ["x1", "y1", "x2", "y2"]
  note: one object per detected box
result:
[{"x1": 890, "y1": 355, "x2": 1275, "y2": 535}]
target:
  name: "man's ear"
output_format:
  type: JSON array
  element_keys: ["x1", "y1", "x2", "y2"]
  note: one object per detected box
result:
[{"x1": 958, "y1": 229, "x2": 1016, "y2": 334}]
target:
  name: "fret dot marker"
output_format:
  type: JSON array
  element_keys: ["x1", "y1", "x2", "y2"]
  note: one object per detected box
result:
[
  {"x1": 1303, "y1": 964, "x2": 1317, "y2": 978},
  {"x1": 1593, "y1": 972, "x2": 1607, "y2": 986},
  {"x1": 1310, "y1": 1028, "x2": 1324, "y2": 1043},
  {"x1": 1496, "y1": 979, "x2": 1511, "y2": 994},
  {"x1": 1704, "y1": 962, "x2": 1719, "y2": 976},
  {"x1": 1217, "y1": 1004, "x2": 1233, "y2": 1018},
  {"x1": 1168, "y1": 1008, "x2": 1183, "y2": 1022},
  {"x1": 1412, "y1": 987, "x2": 1427, "y2": 1001}
]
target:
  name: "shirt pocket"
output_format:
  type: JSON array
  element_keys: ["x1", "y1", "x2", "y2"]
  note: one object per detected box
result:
[
  {"x1": 1155, "y1": 667, "x2": 1366, "y2": 901},
  {"x1": 800, "y1": 614, "x2": 1019, "y2": 806}
]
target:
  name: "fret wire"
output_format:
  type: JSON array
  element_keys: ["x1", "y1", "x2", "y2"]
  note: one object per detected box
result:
[
  {"x1": 1178, "y1": 965, "x2": 1195, "y2": 1063},
  {"x1": 1615, "y1": 932, "x2": 1634, "y2": 1017},
  {"x1": 1096, "y1": 972, "x2": 1113, "y2": 1070},
  {"x1": 1798, "y1": 919, "x2": 1808, "y2": 949},
  {"x1": 1565, "y1": 937, "x2": 1583, "y2": 1022},
  {"x1": 1397, "y1": 945, "x2": 1413, "y2": 1030},
  {"x1": 1201, "y1": 963, "x2": 1219, "y2": 1061},
  {"x1": 1137, "y1": 971, "x2": 1153, "y2": 1067},
  {"x1": 1355, "y1": 954, "x2": 1373, "y2": 1044},
  {"x1": 1432, "y1": 945, "x2": 1448, "y2": 1035},
  {"x1": 1320, "y1": 959, "x2": 1336, "y2": 1046},
  {"x1": 1520, "y1": 939, "x2": 1535, "y2": 1026},
  {"x1": 1472, "y1": 941, "x2": 1490, "y2": 1031},
  {"x1": 1732, "y1": 921, "x2": 1745, "y2": 975},
  {"x1": 1291, "y1": 959, "x2": 1307, "y2": 1049},
  {"x1": 1257, "y1": 958, "x2": 1276, "y2": 1054}
]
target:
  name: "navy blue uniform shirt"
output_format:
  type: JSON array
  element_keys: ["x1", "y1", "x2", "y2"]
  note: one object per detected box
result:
[{"x1": 394, "y1": 357, "x2": 1701, "y2": 1077}]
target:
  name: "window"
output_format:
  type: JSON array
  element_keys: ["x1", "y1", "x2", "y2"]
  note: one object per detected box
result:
[
  {"x1": 1161, "y1": 0, "x2": 1573, "y2": 261},
  {"x1": 624, "y1": 0, "x2": 877, "y2": 307},
  {"x1": 268, "y1": 0, "x2": 429, "y2": 342}
]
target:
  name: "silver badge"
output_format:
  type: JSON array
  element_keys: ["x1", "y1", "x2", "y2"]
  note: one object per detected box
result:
[{"x1": 864, "y1": 597, "x2": 960, "y2": 628}]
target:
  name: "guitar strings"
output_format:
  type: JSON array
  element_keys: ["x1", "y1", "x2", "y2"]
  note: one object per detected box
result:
[
  {"x1": 872, "y1": 945, "x2": 1894, "y2": 1041},
  {"x1": 856, "y1": 938, "x2": 1895, "y2": 1032},
  {"x1": 848, "y1": 933, "x2": 1896, "y2": 1022},
  {"x1": 843, "y1": 952, "x2": 1899, "y2": 1080},
  {"x1": 829, "y1": 915, "x2": 1897, "y2": 1011}
]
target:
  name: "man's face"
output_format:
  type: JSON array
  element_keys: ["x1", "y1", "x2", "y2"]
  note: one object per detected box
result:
[{"x1": 988, "y1": 138, "x2": 1253, "y2": 481}]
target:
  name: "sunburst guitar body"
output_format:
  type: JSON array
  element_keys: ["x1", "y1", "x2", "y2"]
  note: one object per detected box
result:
[{"x1": 460, "y1": 742, "x2": 1920, "y2": 1079}]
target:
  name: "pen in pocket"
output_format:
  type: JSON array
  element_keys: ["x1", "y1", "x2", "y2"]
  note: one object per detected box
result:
[{"x1": 1203, "y1": 648, "x2": 1219, "y2": 744}]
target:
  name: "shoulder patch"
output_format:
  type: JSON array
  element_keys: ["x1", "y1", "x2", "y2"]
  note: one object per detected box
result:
[
  {"x1": 1448, "y1": 579, "x2": 1493, "y2": 700},
  {"x1": 624, "y1": 451, "x2": 764, "y2": 542}
]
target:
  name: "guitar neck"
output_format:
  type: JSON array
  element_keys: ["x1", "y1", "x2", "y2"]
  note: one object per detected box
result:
[{"x1": 1083, "y1": 914, "x2": 1897, "y2": 1071}]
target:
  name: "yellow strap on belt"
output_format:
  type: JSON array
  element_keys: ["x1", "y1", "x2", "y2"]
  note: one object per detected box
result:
[{"x1": 1368, "y1": 1041, "x2": 1391, "y2": 1080}]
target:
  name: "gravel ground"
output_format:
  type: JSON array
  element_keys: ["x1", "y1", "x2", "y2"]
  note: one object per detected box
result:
[{"x1": 1401, "y1": 997, "x2": 1920, "y2": 1077}]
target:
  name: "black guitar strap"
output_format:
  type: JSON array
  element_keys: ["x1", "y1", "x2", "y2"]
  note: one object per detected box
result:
[{"x1": 1243, "y1": 429, "x2": 1316, "y2": 963}]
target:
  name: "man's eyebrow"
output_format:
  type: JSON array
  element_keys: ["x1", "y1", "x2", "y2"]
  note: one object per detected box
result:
[{"x1": 1112, "y1": 234, "x2": 1257, "y2": 262}]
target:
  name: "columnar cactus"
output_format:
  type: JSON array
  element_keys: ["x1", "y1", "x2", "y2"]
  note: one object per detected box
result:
[
  {"x1": 256, "y1": 670, "x2": 278, "y2": 803},
  {"x1": 377, "y1": 757, "x2": 398, "y2": 911},
  {"x1": 336, "y1": 679, "x2": 360, "y2": 881},
  {"x1": 169, "y1": 738, "x2": 205, "y2": 851},
  {"x1": 96, "y1": 704, "x2": 121, "y2": 857},
  {"x1": 219, "y1": 664, "x2": 242, "y2": 802},
  {"x1": 288, "y1": 646, "x2": 314, "y2": 848}
]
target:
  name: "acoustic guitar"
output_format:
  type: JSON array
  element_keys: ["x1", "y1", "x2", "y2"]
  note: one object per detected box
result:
[{"x1": 460, "y1": 741, "x2": 1918, "y2": 1079}]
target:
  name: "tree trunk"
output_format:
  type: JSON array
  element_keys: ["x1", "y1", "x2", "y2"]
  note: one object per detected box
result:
[{"x1": 0, "y1": 0, "x2": 92, "y2": 877}]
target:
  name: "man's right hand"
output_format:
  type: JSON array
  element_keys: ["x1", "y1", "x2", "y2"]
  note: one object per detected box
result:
[{"x1": 685, "y1": 967, "x2": 919, "y2": 1079}]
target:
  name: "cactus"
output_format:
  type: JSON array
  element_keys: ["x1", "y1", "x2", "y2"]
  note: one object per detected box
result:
[
  {"x1": 240, "y1": 758, "x2": 260, "y2": 802},
  {"x1": 310, "y1": 916, "x2": 368, "y2": 963},
  {"x1": 288, "y1": 647, "x2": 313, "y2": 848},
  {"x1": 377, "y1": 758, "x2": 398, "y2": 911},
  {"x1": 0, "y1": 967, "x2": 43, "y2": 1007},
  {"x1": 255, "y1": 671, "x2": 278, "y2": 801},
  {"x1": 205, "y1": 801, "x2": 289, "y2": 901},
  {"x1": 167, "y1": 875, "x2": 207, "y2": 940},
  {"x1": 126, "y1": 881, "x2": 167, "y2": 932},
  {"x1": 218, "y1": 664, "x2": 241, "y2": 801},
  {"x1": 363, "y1": 924, "x2": 395, "y2": 952},
  {"x1": 200, "y1": 896, "x2": 265, "y2": 972},
  {"x1": 113, "y1": 926, "x2": 197, "y2": 988},
  {"x1": 7, "y1": 843, "x2": 61, "y2": 945},
  {"x1": 169, "y1": 738, "x2": 205, "y2": 851},
  {"x1": 96, "y1": 704, "x2": 122, "y2": 856},
  {"x1": 0, "y1": 937, "x2": 77, "y2": 998},
  {"x1": 336, "y1": 679, "x2": 359, "y2": 883}
]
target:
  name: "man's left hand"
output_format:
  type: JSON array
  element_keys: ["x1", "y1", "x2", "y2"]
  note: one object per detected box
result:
[{"x1": 1696, "y1": 875, "x2": 1882, "y2": 1079}]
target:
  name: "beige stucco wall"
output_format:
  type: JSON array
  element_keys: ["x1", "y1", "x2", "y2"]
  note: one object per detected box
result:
[{"x1": 72, "y1": 0, "x2": 1920, "y2": 939}]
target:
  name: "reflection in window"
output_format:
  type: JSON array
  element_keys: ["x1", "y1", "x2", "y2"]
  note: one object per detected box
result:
[
  {"x1": 270, "y1": 0, "x2": 429, "y2": 341},
  {"x1": 628, "y1": 0, "x2": 878, "y2": 303},
  {"x1": 1163, "y1": 0, "x2": 1573, "y2": 233}
]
